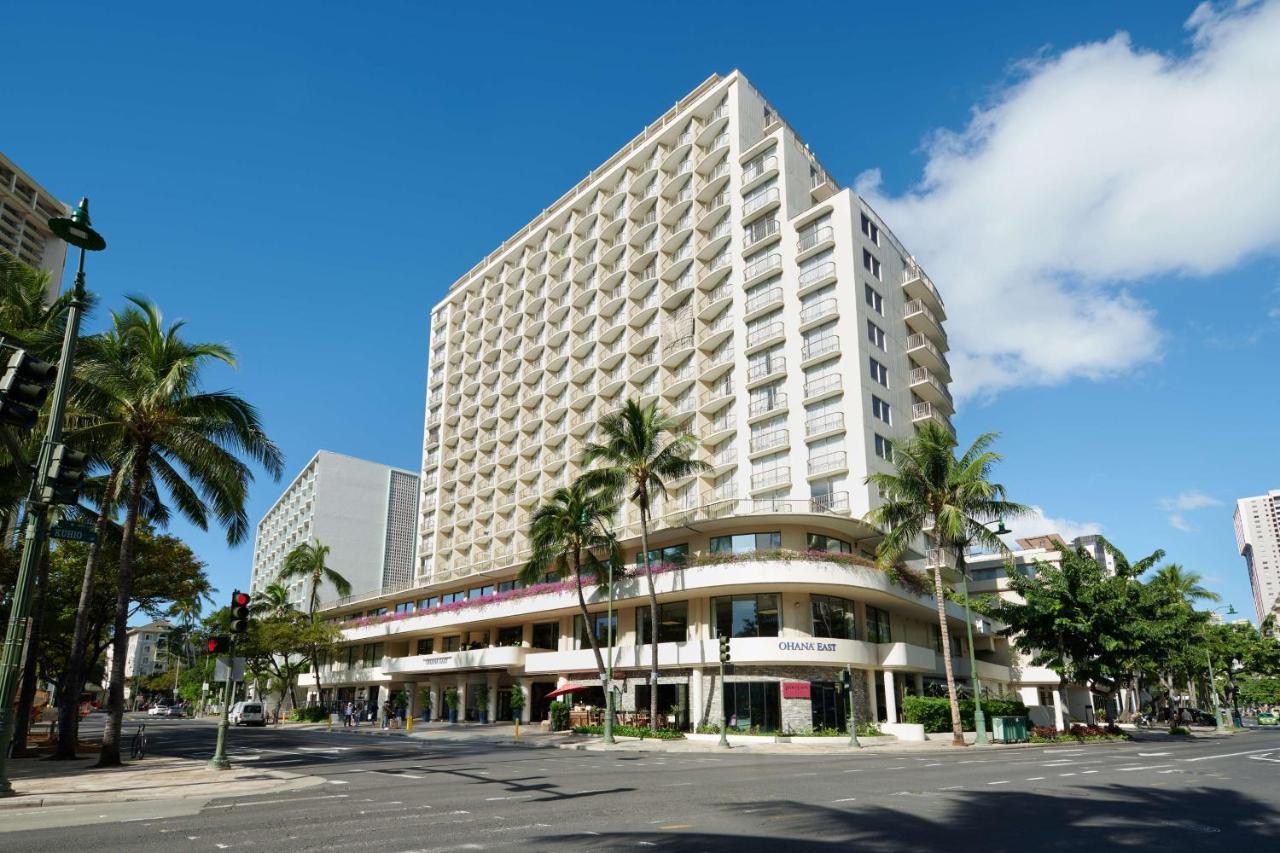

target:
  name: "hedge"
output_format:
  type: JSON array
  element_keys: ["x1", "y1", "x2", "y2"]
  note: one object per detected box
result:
[{"x1": 901, "y1": 695, "x2": 1028, "y2": 733}]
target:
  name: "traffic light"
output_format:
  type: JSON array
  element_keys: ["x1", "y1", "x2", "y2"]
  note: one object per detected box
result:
[
  {"x1": 41, "y1": 443, "x2": 88, "y2": 505},
  {"x1": 841, "y1": 669, "x2": 852, "y2": 690},
  {"x1": 719, "y1": 635, "x2": 731, "y2": 665},
  {"x1": 207, "y1": 635, "x2": 230, "y2": 654},
  {"x1": 0, "y1": 349, "x2": 56, "y2": 433},
  {"x1": 230, "y1": 589, "x2": 250, "y2": 635}
]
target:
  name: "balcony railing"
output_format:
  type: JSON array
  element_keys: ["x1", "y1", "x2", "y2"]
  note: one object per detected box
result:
[
  {"x1": 801, "y1": 335, "x2": 840, "y2": 361},
  {"x1": 805, "y1": 411, "x2": 844, "y2": 437},
  {"x1": 807, "y1": 450, "x2": 847, "y2": 476},
  {"x1": 803, "y1": 372, "x2": 841, "y2": 399},
  {"x1": 912, "y1": 401, "x2": 955, "y2": 433},
  {"x1": 742, "y1": 186, "x2": 780, "y2": 216},
  {"x1": 742, "y1": 155, "x2": 777, "y2": 184},
  {"x1": 746, "y1": 321, "x2": 784, "y2": 349},
  {"x1": 906, "y1": 333, "x2": 950, "y2": 370},
  {"x1": 751, "y1": 467, "x2": 790, "y2": 490},
  {"x1": 750, "y1": 429, "x2": 789, "y2": 454},
  {"x1": 798, "y1": 261, "x2": 836, "y2": 287},
  {"x1": 748, "y1": 392, "x2": 786, "y2": 418},
  {"x1": 910, "y1": 367, "x2": 953, "y2": 402},
  {"x1": 904, "y1": 299, "x2": 942, "y2": 329},
  {"x1": 744, "y1": 286, "x2": 783, "y2": 315},
  {"x1": 747, "y1": 356, "x2": 785, "y2": 383},
  {"x1": 799, "y1": 298, "x2": 838, "y2": 326},
  {"x1": 743, "y1": 253, "x2": 782, "y2": 281},
  {"x1": 797, "y1": 225, "x2": 834, "y2": 253}
]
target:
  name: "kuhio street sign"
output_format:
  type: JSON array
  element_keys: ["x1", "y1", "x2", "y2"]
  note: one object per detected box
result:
[{"x1": 49, "y1": 520, "x2": 96, "y2": 543}]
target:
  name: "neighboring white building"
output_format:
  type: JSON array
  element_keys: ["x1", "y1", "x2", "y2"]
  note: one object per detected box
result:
[
  {"x1": 249, "y1": 450, "x2": 420, "y2": 610},
  {"x1": 0, "y1": 151, "x2": 69, "y2": 295},
  {"x1": 1235, "y1": 489, "x2": 1280, "y2": 626},
  {"x1": 102, "y1": 620, "x2": 174, "y2": 700},
  {"x1": 306, "y1": 72, "x2": 1031, "y2": 736}
]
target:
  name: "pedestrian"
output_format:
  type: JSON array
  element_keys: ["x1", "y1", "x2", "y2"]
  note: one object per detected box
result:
[
  {"x1": 382, "y1": 700, "x2": 392, "y2": 729},
  {"x1": 344, "y1": 701, "x2": 354, "y2": 728}
]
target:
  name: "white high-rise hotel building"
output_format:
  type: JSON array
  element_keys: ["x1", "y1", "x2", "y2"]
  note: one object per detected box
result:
[
  {"x1": 1236, "y1": 489, "x2": 1280, "y2": 626},
  {"x1": 313, "y1": 72, "x2": 1026, "y2": 733}
]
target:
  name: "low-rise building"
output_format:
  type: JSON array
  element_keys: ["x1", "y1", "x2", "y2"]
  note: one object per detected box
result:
[{"x1": 102, "y1": 620, "x2": 174, "y2": 702}]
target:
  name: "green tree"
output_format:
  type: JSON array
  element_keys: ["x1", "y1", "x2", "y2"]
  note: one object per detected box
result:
[
  {"x1": 520, "y1": 482, "x2": 620, "y2": 685},
  {"x1": 277, "y1": 540, "x2": 350, "y2": 704},
  {"x1": 579, "y1": 398, "x2": 707, "y2": 730},
  {"x1": 251, "y1": 582, "x2": 295, "y2": 619},
  {"x1": 864, "y1": 422, "x2": 1029, "y2": 746},
  {"x1": 77, "y1": 297, "x2": 283, "y2": 767},
  {"x1": 243, "y1": 612, "x2": 340, "y2": 713}
]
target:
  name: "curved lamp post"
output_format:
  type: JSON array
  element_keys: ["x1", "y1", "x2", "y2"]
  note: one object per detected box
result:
[
  {"x1": 0, "y1": 199, "x2": 105, "y2": 796},
  {"x1": 1203, "y1": 605, "x2": 1237, "y2": 732},
  {"x1": 959, "y1": 517, "x2": 1010, "y2": 746}
]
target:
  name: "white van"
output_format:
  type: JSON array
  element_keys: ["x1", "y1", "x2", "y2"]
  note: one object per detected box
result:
[{"x1": 229, "y1": 701, "x2": 266, "y2": 726}]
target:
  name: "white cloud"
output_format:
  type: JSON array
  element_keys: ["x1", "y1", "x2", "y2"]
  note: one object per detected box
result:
[
  {"x1": 857, "y1": 0, "x2": 1280, "y2": 399},
  {"x1": 1168, "y1": 513, "x2": 1194, "y2": 532},
  {"x1": 999, "y1": 504, "x2": 1103, "y2": 547},
  {"x1": 1159, "y1": 489, "x2": 1222, "y2": 512}
]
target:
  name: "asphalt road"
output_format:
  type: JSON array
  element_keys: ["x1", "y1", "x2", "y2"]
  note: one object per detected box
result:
[{"x1": 7, "y1": 715, "x2": 1280, "y2": 851}]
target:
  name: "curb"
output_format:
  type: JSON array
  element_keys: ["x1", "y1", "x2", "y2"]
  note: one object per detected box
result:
[{"x1": 0, "y1": 767, "x2": 325, "y2": 811}]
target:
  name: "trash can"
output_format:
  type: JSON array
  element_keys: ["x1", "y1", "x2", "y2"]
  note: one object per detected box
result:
[{"x1": 992, "y1": 715, "x2": 1028, "y2": 743}]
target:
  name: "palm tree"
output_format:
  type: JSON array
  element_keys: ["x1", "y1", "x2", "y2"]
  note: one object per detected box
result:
[
  {"x1": 251, "y1": 582, "x2": 296, "y2": 618},
  {"x1": 865, "y1": 422, "x2": 1029, "y2": 747},
  {"x1": 579, "y1": 398, "x2": 708, "y2": 731},
  {"x1": 519, "y1": 482, "x2": 620, "y2": 686},
  {"x1": 78, "y1": 297, "x2": 283, "y2": 767},
  {"x1": 278, "y1": 540, "x2": 351, "y2": 705},
  {"x1": 1150, "y1": 564, "x2": 1221, "y2": 606}
]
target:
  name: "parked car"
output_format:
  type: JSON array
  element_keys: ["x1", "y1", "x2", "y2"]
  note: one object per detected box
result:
[
  {"x1": 164, "y1": 705, "x2": 187, "y2": 718},
  {"x1": 147, "y1": 703, "x2": 172, "y2": 717},
  {"x1": 1257, "y1": 710, "x2": 1278, "y2": 726},
  {"x1": 229, "y1": 701, "x2": 266, "y2": 726}
]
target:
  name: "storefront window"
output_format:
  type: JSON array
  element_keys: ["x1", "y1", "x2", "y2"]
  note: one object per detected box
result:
[
  {"x1": 531, "y1": 621, "x2": 559, "y2": 650},
  {"x1": 807, "y1": 533, "x2": 852, "y2": 553},
  {"x1": 636, "y1": 601, "x2": 689, "y2": 645},
  {"x1": 866, "y1": 605, "x2": 892, "y2": 643},
  {"x1": 416, "y1": 638, "x2": 434, "y2": 655},
  {"x1": 710, "y1": 532, "x2": 781, "y2": 554},
  {"x1": 637, "y1": 543, "x2": 689, "y2": 566},
  {"x1": 712, "y1": 593, "x2": 780, "y2": 638},
  {"x1": 442, "y1": 635, "x2": 461, "y2": 652},
  {"x1": 497, "y1": 625, "x2": 523, "y2": 647},
  {"x1": 811, "y1": 594, "x2": 857, "y2": 639},
  {"x1": 724, "y1": 681, "x2": 781, "y2": 732},
  {"x1": 574, "y1": 613, "x2": 618, "y2": 649}
]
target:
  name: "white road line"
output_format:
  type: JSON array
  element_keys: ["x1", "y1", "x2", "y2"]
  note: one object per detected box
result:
[
  {"x1": 831, "y1": 797, "x2": 858, "y2": 803},
  {"x1": 485, "y1": 795, "x2": 532, "y2": 801},
  {"x1": 1183, "y1": 747, "x2": 1280, "y2": 762},
  {"x1": 1139, "y1": 752, "x2": 1171, "y2": 757},
  {"x1": 842, "y1": 769, "x2": 862, "y2": 773},
  {"x1": 987, "y1": 780, "x2": 1010, "y2": 786},
  {"x1": 1059, "y1": 772, "x2": 1076, "y2": 777},
  {"x1": 1026, "y1": 777, "x2": 1045, "y2": 781},
  {"x1": 1043, "y1": 760, "x2": 1074, "y2": 766},
  {"x1": 1081, "y1": 770, "x2": 1099, "y2": 775},
  {"x1": 665, "y1": 782, "x2": 694, "y2": 787},
  {"x1": 1115, "y1": 764, "x2": 1173, "y2": 772},
  {"x1": 923, "y1": 763, "x2": 942, "y2": 767},
  {"x1": 939, "y1": 785, "x2": 963, "y2": 790}
]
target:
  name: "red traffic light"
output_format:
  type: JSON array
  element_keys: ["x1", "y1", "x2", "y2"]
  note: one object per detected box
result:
[
  {"x1": 232, "y1": 591, "x2": 250, "y2": 607},
  {"x1": 207, "y1": 635, "x2": 230, "y2": 654},
  {"x1": 206, "y1": 638, "x2": 217, "y2": 653}
]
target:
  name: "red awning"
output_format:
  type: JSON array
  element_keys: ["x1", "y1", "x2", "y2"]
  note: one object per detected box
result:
[{"x1": 543, "y1": 683, "x2": 596, "y2": 700}]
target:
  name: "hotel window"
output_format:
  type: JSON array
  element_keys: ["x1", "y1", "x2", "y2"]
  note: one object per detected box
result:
[
  {"x1": 710, "y1": 531, "x2": 781, "y2": 554},
  {"x1": 867, "y1": 320, "x2": 886, "y2": 351},
  {"x1": 497, "y1": 579, "x2": 522, "y2": 593},
  {"x1": 636, "y1": 601, "x2": 689, "y2": 645},
  {"x1": 866, "y1": 605, "x2": 892, "y2": 643},
  {"x1": 868, "y1": 357, "x2": 888, "y2": 387},
  {"x1": 394, "y1": 602, "x2": 414, "y2": 614},
  {"x1": 442, "y1": 635, "x2": 461, "y2": 653},
  {"x1": 416, "y1": 638, "x2": 434, "y2": 655},
  {"x1": 637, "y1": 543, "x2": 688, "y2": 566},
  {"x1": 807, "y1": 533, "x2": 852, "y2": 553},
  {"x1": 497, "y1": 625, "x2": 523, "y2": 647},
  {"x1": 862, "y1": 248, "x2": 882, "y2": 280},
  {"x1": 343, "y1": 646, "x2": 358, "y2": 667},
  {"x1": 468, "y1": 584, "x2": 496, "y2": 599},
  {"x1": 811, "y1": 594, "x2": 857, "y2": 640},
  {"x1": 1038, "y1": 687, "x2": 1056, "y2": 706},
  {"x1": 367, "y1": 607, "x2": 388, "y2": 617},
  {"x1": 874, "y1": 434, "x2": 894, "y2": 462},
  {"x1": 574, "y1": 613, "x2": 618, "y2": 649},
  {"x1": 930, "y1": 624, "x2": 943, "y2": 653},
  {"x1": 418, "y1": 596, "x2": 440, "y2": 610},
  {"x1": 531, "y1": 621, "x2": 559, "y2": 650},
  {"x1": 872, "y1": 395, "x2": 891, "y2": 425},
  {"x1": 712, "y1": 593, "x2": 781, "y2": 638},
  {"x1": 860, "y1": 213, "x2": 880, "y2": 246},
  {"x1": 441, "y1": 591, "x2": 465, "y2": 604},
  {"x1": 361, "y1": 643, "x2": 383, "y2": 666}
]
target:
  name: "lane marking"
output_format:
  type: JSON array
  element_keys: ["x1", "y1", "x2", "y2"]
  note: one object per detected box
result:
[
  {"x1": 832, "y1": 797, "x2": 858, "y2": 803},
  {"x1": 1026, "y1": 776, "x2": 1045, "y2": 781},
  {"x1": 1139, "y1": 752, "x2": 1171, "y2": 757},
  {"x1": 939, "y1": 785, "x2": 963, "y2": 790},
  {"x1": 987, "y1": 780, "x2": 1010, "y2": 786},
  {"x1": 1183, "y1": 747, "x2": 1280, "y2": 762},
  {"x1": 658, "y1": 825, "x2": 691, "y2": 830},
  {"x1": 485, "y1": 795, "x2": 532, "y2": 801},
  {"x1": 1059, "y1": 772, "x2": 1076, "y2": 777},
  {"x1": 327, "y1": 779, "x2": 350, "y2": 785},
  {"x1": 1115, "y1": 764, "x2": 1173, "y2": 772},
  {"x1": 1081, "y1": 770, "x2": 1099, "y2": 775}
]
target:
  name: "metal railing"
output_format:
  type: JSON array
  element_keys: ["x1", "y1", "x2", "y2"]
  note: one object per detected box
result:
[
  {"x1": 742, "y1": 155, "x2": 777, "y2": 184},
  {"x1": 749, "y1": 392, "x2": 786, "y2": 417},
  {"x1": 746, "y1": 356, "x2": 785, "y2": 383},
  {"x1": 744, "y1": 286, "x2": 783, "y2": 315},
  {"x1": 807, "y1": 450, "x2": 847, "y2": 476},
  {"x1": 750, "y1": 429, "x2": 789, "y2": 454},
  {"x1": 805, "y1": 411, "x2": 844, "y2": 437},
  {"x1": 744, "y1": 253, "x2": 782, "y2": 280},
  {"x1": 801, "y1": 335, "x2": 840, "y2": 361},
  {"x1": 746, "y1": 321, "x2": 785, "y2": 349},
  {"x1": 798, "y1": 260, "x2": 837, "y2": 287},
  {"x1": 799, "y1": 298, "x2": 838, "y2": 325},
  {"x1": 797, "y1": 225, "x2": 834, "y2": 253},
  {"x1": 750, "y1": 467, "x2": 791, "y2": 490}
]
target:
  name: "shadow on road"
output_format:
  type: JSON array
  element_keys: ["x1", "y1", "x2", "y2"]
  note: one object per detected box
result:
[{"x1": 544, "y1": 785, "x2": 1278, "y2": 851}]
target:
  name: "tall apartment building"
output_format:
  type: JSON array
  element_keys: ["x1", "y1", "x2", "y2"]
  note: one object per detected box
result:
[
  {"x1": 1235, "y1": 489, "x2": 1280, "y2": 625},
  {"x1": 312, "y1": 72, "x2": 1007, "y2": 734},
  {"x1": 249, "y1": 451, "x2": 420, "y2": 610},
  {"x1": 0, "y1": 151, "x2": 69, "y2": 295}
]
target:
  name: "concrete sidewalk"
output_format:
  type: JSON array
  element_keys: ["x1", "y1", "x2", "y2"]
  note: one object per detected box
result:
[{"x1": 0, "y1": 754, "x2": 325, "y2": 810}]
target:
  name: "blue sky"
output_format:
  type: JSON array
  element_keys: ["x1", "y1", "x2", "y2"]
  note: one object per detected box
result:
[{"x1": 6, "y1": 1, "x2": 1278, "y2": 622}]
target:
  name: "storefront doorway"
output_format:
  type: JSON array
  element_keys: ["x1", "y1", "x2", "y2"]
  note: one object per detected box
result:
[
  {"x1": 811, "y1": 681, "x2": 846, "y2": 731},
  {"x1": 496, "y1": 686, "x2": 513, "y2": 721},
  {"x1": 530, "y1": 681, "x2": 556, "y2": 723},
  {"x1": 635, "y1": 682, "x2": 690, "y2": 730}
]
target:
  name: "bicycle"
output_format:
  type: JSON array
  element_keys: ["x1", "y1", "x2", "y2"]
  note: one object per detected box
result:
[{"x1": 130, "y1": 723, "x2": 147, "y2": 760}]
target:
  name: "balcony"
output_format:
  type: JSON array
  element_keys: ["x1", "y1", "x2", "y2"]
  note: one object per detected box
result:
[
  {"x1": 902, "y1": 261, "x2": 946, "y2": 319},
  {"x1": 743, "y1": 286, "x2": 783, "y2": 320},
  {"x1": 750, "y1": 467, "x2": 790, "y2": 492},
  {"x1": 799, "y1": 298, "x2": 838, "y2": 328},
  {"x1": 797, "y1": 261, "x2": 837, "y2": 297},
  {"x1": 741, "y1": 155, "x2": 778, "y2": 189},
  {"x1": 748, "y1": 392, "x2": 786, "y2": 420},
  {"x1": 803, "y1": 373, "x2": 842, "y2": 402},
  {"x1": 805, "y1": 411, "x2": 845, "y2": 439},
  {"x1": 746, "y1": 356, "x2": 785, "y2": 386},
  {"x1": 743, "y1": 217, "x2": 781, "y2": 251},
  {"x1": 912, "y1": 401, "x2": 955, "y2": 434},
  {"x1": 797, "y1": 224, "x2": 835, "y2": 257},
  {"x1": 904, "y1": 299, "x2": 946, "y2": 342},
  {"x1": 699, "y1": 380, "x2": 734, "y2": 412},
  {"x1": 801, "y1": 335, "x2": 840, "y2": 364},
  {"x1": 749, "y1": 428, "x2": 789, "y2": 455},
  {"x1": 909, "y1": 367, "x2": 954, "y2": 410},
  {"x1": 745, "y1": 321, "x2": 785, "y2": 352},
  {"x1": 906, "y1": 332, "x2": 951, "y2": 376},
  {"x1": 742, "y1": 186, "x2": 780, "y2": 221},
  {"x1": 807, "y1": 450, "x2": 848, "y2": 479},
  {"x1": 743, "y1": 252, "x2": 782, "y2": 285},
  {"x1": 925, "y1": 547, "x2": 961, "y2": 581}
]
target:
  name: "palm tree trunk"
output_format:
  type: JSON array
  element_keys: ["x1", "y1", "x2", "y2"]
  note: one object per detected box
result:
[
  {"x1": 573, "y1": 548, "x2": 608, "y2": 680},
  {"x1": 55, "y1": 465, "x2": 120, "y2": 760},
  {"x1": 12, "y1": 546, "x2": 50, "y2": 755},
  {"x1": 97, "y1": 446, "x2": 149, "y2": 767},
  {"x1": 931, "y1": 560, "x2": 965, "y2": 746},
  {"x1": 638, "y1": 499, "x2": 660, "y2": 732}
]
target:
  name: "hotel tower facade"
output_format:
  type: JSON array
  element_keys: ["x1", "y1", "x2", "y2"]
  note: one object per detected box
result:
[{"x1": 311, "y1": 72, "x2": 1024, "y2": 734}]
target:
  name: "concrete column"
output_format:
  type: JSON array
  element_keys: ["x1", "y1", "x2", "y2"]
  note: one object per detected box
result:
[
  {"x1": 429, "y1": 681, "x2": 441, "y2": 721},
  {"x1": 913, "y1": 673, "x2": 924, "y2": 697},
  {"x1": 882, "y1": 670, "x2": 898, "y2": 724},
  {"x1": 518, "y1": 678, "x2": 532, "y2": 723},
  {"x1": 456, "y1": 676, "x2": 468, "y2": 723},
  {"x1": 406, "y1": 682, "x2": 418, "y2": 719},
  {"x1": 690, "y1": 667, "x2": 704, "y2": 728},
  {"x1": 487, "y1": 673, "x2": 500, "y2": 723},
  {"x1": 1052, "y1": 687, "x2": 1066, "y2": 730},
  {"x1": 866, "y1": 669, "x2": 879, "y2": 722}
]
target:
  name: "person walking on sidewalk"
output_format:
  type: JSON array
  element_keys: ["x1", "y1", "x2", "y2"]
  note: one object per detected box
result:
[{"x1": 344, "y1": 701, "x2": 354, "y2": 728}]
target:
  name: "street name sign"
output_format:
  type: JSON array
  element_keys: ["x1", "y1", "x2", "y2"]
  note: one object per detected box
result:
[{"x1": 49, "y1": 520, "x2": 97, "y2": 543}]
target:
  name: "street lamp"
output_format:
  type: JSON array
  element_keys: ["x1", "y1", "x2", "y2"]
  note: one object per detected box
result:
[
  {"x1": 1203, "y1": 605, "x2": 1237, "y2": 732},
  {"x1": 958, "y1": 517, "x2": 1010, "y2": 747},
  {"x1": 0, "y1": 199, "x2": 105, "y2": 797}
]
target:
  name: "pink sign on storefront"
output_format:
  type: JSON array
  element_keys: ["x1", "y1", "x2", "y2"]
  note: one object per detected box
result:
[{"x1": 782, "y1": 681, "x2": 811, "y2": 700}]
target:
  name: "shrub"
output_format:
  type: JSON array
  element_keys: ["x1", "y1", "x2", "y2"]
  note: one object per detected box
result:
[
  {"x1": 1169, "y1": 725, "x2": 1192, "y2": 736},
  {"x1": 901, "y1": 695, "x2": 1029, "y2": 733},
  {"x1": 857, "y1": 721, "x2": 883, "y2": 737},
  {"x1": 290, "y1": 706, "x2": 327, "y2": 723},
  {"x1": 548, "y1": 700, "x2": 570, "y2": 731},
  {"x1": 570, "y1": 724, "x2": 684, "y2": 740}
]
